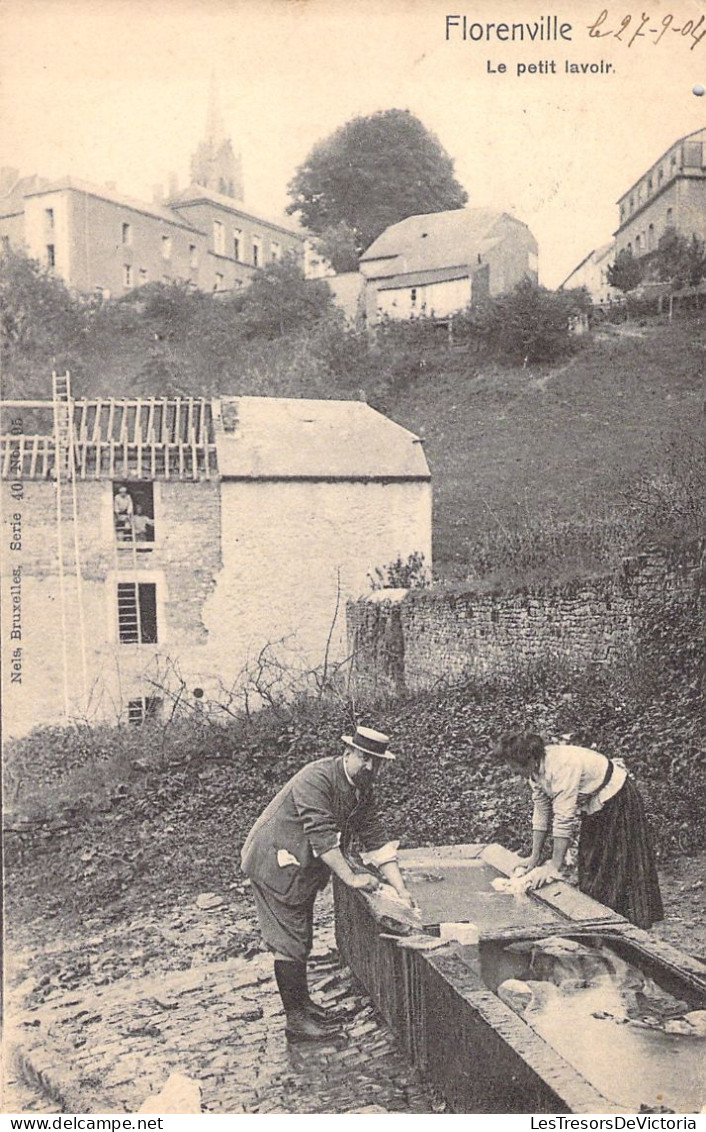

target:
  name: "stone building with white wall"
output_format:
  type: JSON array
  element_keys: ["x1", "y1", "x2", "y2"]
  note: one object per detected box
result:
[
  {"x1": 0, "y1": 393, "x2": 431, "y2": 736},
  {"x1": 359, "y1": 208, "x2": 538, "y2": 325},
  {"x1": 559, "y1": 241, "x2": 620, "y2": 306}
]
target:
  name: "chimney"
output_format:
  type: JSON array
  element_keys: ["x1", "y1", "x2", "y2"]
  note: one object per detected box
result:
[{"x1": 153, "y1": 183, "x2": 164, "y2": 203}]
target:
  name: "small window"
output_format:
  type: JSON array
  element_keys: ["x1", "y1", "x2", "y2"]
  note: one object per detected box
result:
[
  {"x1": 46, "y1": 244, "x2": 55, "y2": 268},
  {"x1": 122, "y1": 222, "x2": 132, "y2": 246},
  {"x1": 161, "y1": 235, "x2": 172, "y2": 260},
  {"x1": 683, "y1": 142, "x2": 702, "y2": 168},
  {"x1": 670, "y1": 153, "x2": 677, "y2": 167},
  {"x1": 658, "y1": 166, "x2": 663, "y2": 184},
  {"x1": 117, "y1": 582, "x2": 158, "y2": 644},
  {"x1": 213, "y1": 221, "x2": 224, "y2": 255},
  {"x1": 666, "y1": 208, "x2": 673, "y2": 226},
  {"x1": 233, "y1": 230, "x2": 242, "y2": 261},
  {"x1": 214, "y1": 272, "x2": 224, "y2": 291},
  {"x1": 113, "y1": 482, "x2": 155, "y2": 543},
  {"x1": 123, "y1": 264, "x2": 133, "y2": 287},
  {"x1": 128, "y1": 696, "x2": 162, "y2": 725},
  {"x1": 629, "y1": 196, "x2": 634, "y2": 211},
  {"x1": 138, "y1": 268, "x2": 148, "y2": 284},
  {"x1": 189, "y1": 244, "x2": 198, "y2": 269},
  {"x1": 45, "y1": 208, "x2": 54, "y2": 229},
  {"x1": 252, "y1": 236, "x2": 262, "y2": 267},
  {"x1": 270, "y1": 241, "x2": 281, "y2": 263},
  {"x1": 410, "y1": 287, "x2": 417, "y2": 307},
  {"x1": 635, "y1": 234, "x2": 641, "y2": 251},
  {"x1": 647, "y1": 176, "x2": 653, "y2": 192}
]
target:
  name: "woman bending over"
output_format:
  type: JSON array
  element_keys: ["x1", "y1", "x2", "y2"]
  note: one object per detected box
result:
[{"x1": 496, "y1": 732, "x2": 663, "y2": 929}]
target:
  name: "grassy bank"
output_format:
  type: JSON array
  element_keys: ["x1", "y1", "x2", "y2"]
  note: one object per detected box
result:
[{"x1": 384, "y1": 315, "x2": 705, "y2": 582}]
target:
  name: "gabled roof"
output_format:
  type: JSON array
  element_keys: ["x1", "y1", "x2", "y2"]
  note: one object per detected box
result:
[
  {"x1": 559, "y1": 241, "x2": 615, "y2": 289},
  {"x1": 23, "y1": 177, "x2": 203, "y2": 232},
  {"x1": 361, "y1": 208, "x2": 533, "y2": 279},
  {"x1": 0, "y1": 396, "x2": 430, "y2": 483},
  {"x1": 0, "y1": 174, "x2": 50, "y2": 218},
  {"x1": 169, "y1": 184, "x2": 303, "y2": 239},
  {"x1": 377, "y1": 266, "x2": 471, "y2": 291},
  {"x1": 214, "y1": 397, "x2": 429, "y2": 481}
]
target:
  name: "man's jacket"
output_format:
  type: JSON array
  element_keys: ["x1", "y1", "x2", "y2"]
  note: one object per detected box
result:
[{"x1": 241, "y1": 756, "x2": 388, "y2": 905}]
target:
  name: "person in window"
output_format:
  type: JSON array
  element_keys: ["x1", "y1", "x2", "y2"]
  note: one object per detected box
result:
[
  {"x1": 495, "y1": 732, "x2": 663, "y2": 929},
  {"x1": 241, "y1": 726, "x2": 415, "y2": 1042},
  {"x1": 131, "y1": 503, "x2": 155, "y2": 542},
  {"x1": 113, "y1": 486, "x2": 133, "y2": 539}
]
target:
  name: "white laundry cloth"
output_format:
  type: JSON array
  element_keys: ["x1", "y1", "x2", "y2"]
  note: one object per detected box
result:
[{"x1": 492, "y1": 863, "x2": 563, "y2": 894}]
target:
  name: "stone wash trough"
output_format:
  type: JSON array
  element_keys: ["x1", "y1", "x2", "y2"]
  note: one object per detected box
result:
[{"x1": 334, "y1": 845, "x2": 706, "y2": 1114}]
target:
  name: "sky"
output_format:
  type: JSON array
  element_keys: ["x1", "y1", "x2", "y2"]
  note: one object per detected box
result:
[{"x1": 1, "y1": 0, "x2": 705, "y2": 286}]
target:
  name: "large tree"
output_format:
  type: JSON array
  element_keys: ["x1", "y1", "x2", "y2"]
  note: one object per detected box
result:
[
  {"x1": 313, "y1": 221, "x2": 360, "y2": 274},
  {"x1": 607, "y1": 248, "x2": 643, "y2": 294},
  {"x1": 286, "y1": 109, "x2": 468, "y2": 254},
  {"x1": 0, "y1": 248, "x2": 86, "y2": 397},
  {"x1": 651, "y1": 228, "x2": 706, "y2": 287}
]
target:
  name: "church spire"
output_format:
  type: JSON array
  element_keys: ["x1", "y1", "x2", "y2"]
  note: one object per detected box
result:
[
  {"x1": 189, "y1": 75, "x2": 243, "y2": 200},
  {"x1": 205, "y1": 71, "x2": 226, "y2": 147}
]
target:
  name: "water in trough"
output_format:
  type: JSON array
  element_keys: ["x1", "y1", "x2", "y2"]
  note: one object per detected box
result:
[
  {"x1": 482, "y1": 935, "x2": 705, "y2": 1112},
  {"x1": 403, "y1": 860, "x2": 705, "y2": 1112},
  {"x1": 404, "y1": 860, "x2": 560, "y2": 934}
]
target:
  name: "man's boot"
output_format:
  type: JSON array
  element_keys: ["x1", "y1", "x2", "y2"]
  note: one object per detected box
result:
[
  {"x1": 300, "y1": 969, "x2": 343, "y2": 1026},
  {"x1": 274, "y1": 960, "x2": 339, "y2": 1042}
]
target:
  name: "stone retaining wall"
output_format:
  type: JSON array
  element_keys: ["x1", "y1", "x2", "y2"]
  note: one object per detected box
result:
[{"x1": 347, "y1": 544, "x2": 703, "y2": 697}]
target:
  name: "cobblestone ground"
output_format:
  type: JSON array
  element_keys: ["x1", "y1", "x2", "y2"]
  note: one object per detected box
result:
[
  {"x1": 4, "y1": 890, "x2": 445, "y2": 1115},
  {"x1": 6, "y1": 857, "x2": 703, "y2": 1115}
]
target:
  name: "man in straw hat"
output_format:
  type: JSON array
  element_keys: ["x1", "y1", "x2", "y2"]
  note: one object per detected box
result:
[{"x1": 241, "y1": 726, "x2": 414, "y2": 1042}]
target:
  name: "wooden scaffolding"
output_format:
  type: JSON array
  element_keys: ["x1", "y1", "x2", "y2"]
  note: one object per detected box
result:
[{"x1": 1, "y1": 395, "x2": 219, "y2": 481}]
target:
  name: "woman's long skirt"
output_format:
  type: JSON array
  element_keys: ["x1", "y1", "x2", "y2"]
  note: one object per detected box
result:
[{"x1": 578, "y1": 777, "x2": 664, "y2": 929}]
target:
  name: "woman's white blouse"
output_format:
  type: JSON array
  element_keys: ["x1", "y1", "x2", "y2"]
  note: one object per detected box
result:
[{"x1": 530, "y1": 744, "x2": 627, "y2": 837}]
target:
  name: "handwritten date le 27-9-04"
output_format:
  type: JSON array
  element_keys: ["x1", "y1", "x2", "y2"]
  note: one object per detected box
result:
[{"x1": 588, "y1": 9, "x2": 705, "y2": 49}]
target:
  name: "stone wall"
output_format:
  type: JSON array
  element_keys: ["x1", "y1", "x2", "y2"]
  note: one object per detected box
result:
[
  {"x1": 347, "y1": 545, "x2": 703, "y2": 698},
  {"x1": 1, "y1": 478, "x2": 222, "y2": 736},
  {"x1": 1, "y1": 471, "x2": 432, "y2": 736}
]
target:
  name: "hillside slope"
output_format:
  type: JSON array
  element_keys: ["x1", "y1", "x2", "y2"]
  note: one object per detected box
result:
[{"x1": 385, "y1": 316, "x2": 704, "y2": 582}]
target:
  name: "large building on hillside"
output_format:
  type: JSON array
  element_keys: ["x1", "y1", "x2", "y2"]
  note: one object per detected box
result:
[
  {"x1": 359, "y1": 208, "x2": 538, "y2": 324},
  {"x1": 0, "y1": 393, "x2": 431, "y2": 737},
  {"x1": 0, "y1": 87, "x2": 303, "y2": 297},
  {"x1": 614, "y1": 127, "x2": 706, "y2": 258}
]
